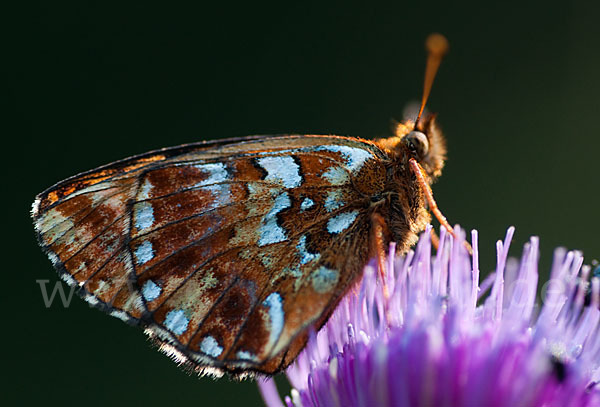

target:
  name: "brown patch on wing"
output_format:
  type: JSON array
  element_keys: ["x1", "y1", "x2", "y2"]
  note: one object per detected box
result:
[
  {"x1": 353, "y1": 158, "x2": 387, "y2": 196},
  {"x1": 64, "y1": 216, "x2": 130, "y2": 283},
  {"x1": 186, "y1": 277, "x2": 259, "y2": 357},
  {"x1": 137, "y1": 163, "x2": 225, "y2": 200},
  {"x1": 84, "y1": 251, "x2": 133, "y2": 304}
]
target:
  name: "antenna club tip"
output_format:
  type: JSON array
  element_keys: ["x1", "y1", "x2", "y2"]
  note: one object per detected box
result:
[{"x1": 425, "y1": 33, "x2": 449, "y2": 56}]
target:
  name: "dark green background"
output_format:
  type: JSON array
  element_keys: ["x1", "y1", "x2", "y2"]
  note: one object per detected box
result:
[{"x1": 7, "y1": 1, "x2": 600, "y2": 406}]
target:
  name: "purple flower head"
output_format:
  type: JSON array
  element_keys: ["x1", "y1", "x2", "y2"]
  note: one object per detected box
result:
[{"x1": 259, "y1": 226, "x2": 600, "y2": 407}]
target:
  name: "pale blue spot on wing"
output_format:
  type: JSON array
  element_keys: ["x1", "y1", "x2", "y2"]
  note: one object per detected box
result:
[
  {"x1": 258, "y1": 219, "x2": 286, "y2": 246},
  {"x1": 204, "y1": 183, "x2": 232, "y2": 207},
  {"x1": 300, "y1": 197, "x2": 314, "y2": 211},
  {"x1": 257, "y1": 149, "x2": 294, "y2": 156},
  {"x1": 327, "y1": 210, "x2": 359, "y2": 234},
  {"x1": 321, "y1": 166, "x2": 350, "y2": 186},
  {"x1": 164, "y1": 309, "x2": 189, "y2": 335},
  {"x1": 194, "y1": 163, "x2": 229, "y2": 186},
  {"x1": 142, "y1": 279, "x2": 161, "y2": 301},
  {"x1": 297, "y1": 235, "x2": 319, "y2": 265},
  {"x1": 134, "y1": 241, "x2": 154, "y2": 265},
  {"x1": 236, "y1": 350, "x2": 258, "y2": 361},
  {"x1": 258, "y1": 192, "x2": 291, "y2": 246},
  {"x1": 257, "y1": 156, "x2": 302, "y2": 188},
  {"x1": 138, "y1": 179, "x2": 153, "y2": 200},
  {"x1": 263, "y1": 292, "x2": 284, "y2": 351},
  {"x1": 200, "y1": 336, "x2": 223, "y2": 357},
  {"x1": 134, "y1": 202, "x2": 154, "y2": 231},
  {"x1": 267, "y1": 191, "x2": 291, "y2": 218}
]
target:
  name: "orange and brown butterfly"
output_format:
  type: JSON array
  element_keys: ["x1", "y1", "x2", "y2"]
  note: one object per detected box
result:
[{"x1": 31, "y1": 34, "x2": 456, "y2": 378}]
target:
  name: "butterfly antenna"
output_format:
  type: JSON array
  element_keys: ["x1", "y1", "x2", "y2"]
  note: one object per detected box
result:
[{"x1": 414, "y1": 33, "x2": 449, "y2": 129}]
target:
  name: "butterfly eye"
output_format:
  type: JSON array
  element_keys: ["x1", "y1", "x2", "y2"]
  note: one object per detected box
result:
[{"x1": 404, "y1": 131, "x2": 429, "y2": 157}]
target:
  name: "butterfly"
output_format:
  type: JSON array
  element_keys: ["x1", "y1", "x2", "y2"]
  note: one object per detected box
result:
[{"x1": 31, "y1": 34, "x2": 455, "y2": 378}]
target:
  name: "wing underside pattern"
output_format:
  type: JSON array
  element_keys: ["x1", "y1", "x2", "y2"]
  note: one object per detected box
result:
[{"x1": 32, "y1": 135, "x2": 387, "y2": 375}]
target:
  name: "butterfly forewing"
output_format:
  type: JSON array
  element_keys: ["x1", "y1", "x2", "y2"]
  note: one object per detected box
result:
[{"x1": 32, "y1": 135, "x2": 389, "y2": 375}]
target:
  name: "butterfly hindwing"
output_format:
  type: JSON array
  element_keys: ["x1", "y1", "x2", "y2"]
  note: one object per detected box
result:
[{"x1": 32, "y1": 135, "x2": 388, "y2": 375}]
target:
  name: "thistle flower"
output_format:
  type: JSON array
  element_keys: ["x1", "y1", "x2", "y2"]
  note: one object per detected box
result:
[{"x1": 258, "y1": 226, "x2": 600, "y2": 407}]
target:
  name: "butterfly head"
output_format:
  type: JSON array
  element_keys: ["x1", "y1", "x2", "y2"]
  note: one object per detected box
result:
[{"x1": 393, "y1": 114, "x2": 447, "y2": 179}]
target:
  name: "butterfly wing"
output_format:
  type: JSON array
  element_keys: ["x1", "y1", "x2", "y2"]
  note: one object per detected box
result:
[{"x1": 32, "y1": 135, "x2": 389, "y2": 376}]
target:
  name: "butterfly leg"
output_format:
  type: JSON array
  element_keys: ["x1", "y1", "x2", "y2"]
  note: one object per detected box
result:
[
  {"x1": 370, "y1": 212, "x2": 390, "y2": 300},
  {"x1": 408, "y1": 158, "x2": 473, "y2": 255},
  {"x1": 430, "y1": 227, "x2": 440, "y2": 251}
]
